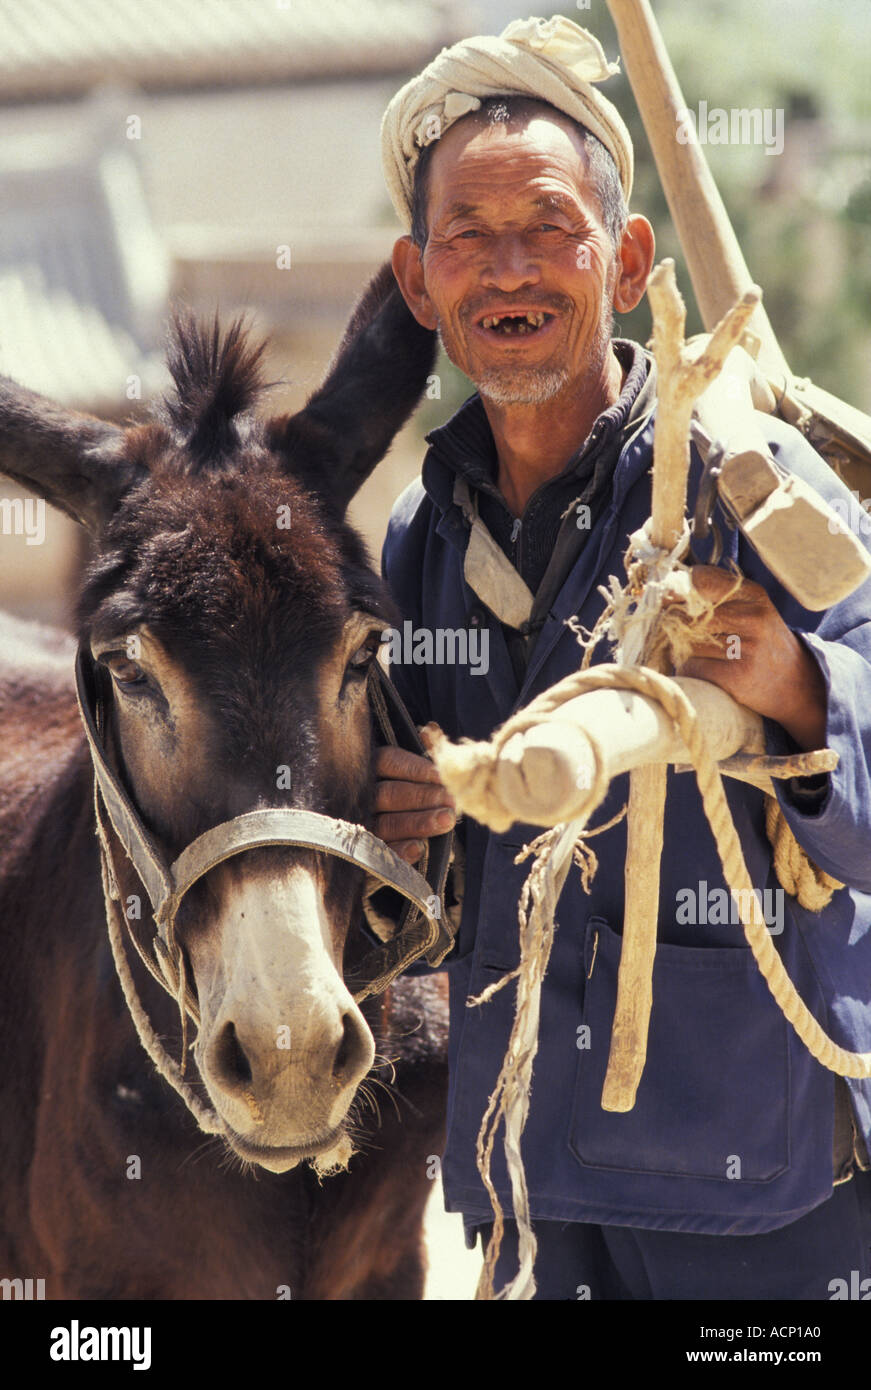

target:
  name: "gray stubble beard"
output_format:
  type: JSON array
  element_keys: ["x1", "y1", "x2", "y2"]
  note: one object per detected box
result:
[
  {"x1": 439, "y1": 307, "x2": 615, "y2": 408},
  {"x1": 475, "y1": 364, "x2": 571, "y2": 406}
]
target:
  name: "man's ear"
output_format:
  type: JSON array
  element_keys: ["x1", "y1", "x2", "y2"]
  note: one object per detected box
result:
[
  {"x1": 391, "y1": 236, "x2": 440, "y2": 331},
  {"x1": 612, "y1": 214, "x2": 656, "y2": 315}
]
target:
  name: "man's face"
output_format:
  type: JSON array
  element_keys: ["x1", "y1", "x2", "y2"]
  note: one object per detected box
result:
[{"x1": 415, "y1": 110, "x2": 621, "y2": 406}]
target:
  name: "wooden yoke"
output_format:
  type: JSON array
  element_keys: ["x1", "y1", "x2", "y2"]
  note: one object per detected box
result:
[
  {"x1": 691, "y1": 339, "x2": 871, "y2": 610},
  {"x1": 601, "y1": 261, "x2": 758, "y2": 1112}
]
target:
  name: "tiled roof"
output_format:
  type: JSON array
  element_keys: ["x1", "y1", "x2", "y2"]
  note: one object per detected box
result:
[
  {"x1": 0, "y1": 263, "x2": 166, "y2": 411},
  {"x1": 0, "y1": 0, "x2": 459, "y2": 99},
  {"x1": 0, "y1": 95, "x2": 170, "y2": 411}
]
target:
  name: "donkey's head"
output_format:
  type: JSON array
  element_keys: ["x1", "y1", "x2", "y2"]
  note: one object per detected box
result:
[{"x1": 0, "y1": 265, "x2": 437, "y2": 1172}]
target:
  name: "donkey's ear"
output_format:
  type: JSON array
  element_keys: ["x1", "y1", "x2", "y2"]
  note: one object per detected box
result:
[
  {"x1": 266, "y1": 262, "x2": 437, "y2": 513},
  {"x1": 0, "y1": 377, "x2": 140, "y2": 531}
]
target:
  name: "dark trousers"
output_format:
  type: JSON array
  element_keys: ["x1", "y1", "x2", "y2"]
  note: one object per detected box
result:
[{"x1": 472, "y1": 1169, "x2": 871, "y2": 1300}]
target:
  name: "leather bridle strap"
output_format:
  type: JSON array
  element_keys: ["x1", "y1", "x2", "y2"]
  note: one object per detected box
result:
[
  {"x1": 74, "y1": 647, "x2": 455, "y2": 1004},
  {"x1": 167, "y1": 808, "x2": 445, "y2": 954},
  {"x1": 76, "y1": 651, "x2": 174, "y2": 922}
]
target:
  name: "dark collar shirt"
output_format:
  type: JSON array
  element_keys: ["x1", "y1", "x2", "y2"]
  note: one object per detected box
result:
[{"x1": 423, "y1": 339, "x2": 656, "y2": 681}]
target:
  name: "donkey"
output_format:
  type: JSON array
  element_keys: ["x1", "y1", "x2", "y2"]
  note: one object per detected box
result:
[{"x1": 0, "y1": 265, "x2": 451, "y2": 1299}]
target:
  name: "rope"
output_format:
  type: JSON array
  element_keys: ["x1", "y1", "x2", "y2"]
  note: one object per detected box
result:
[
  {"x1": 467, "y1": 664, "x2": 871, "y2": 1077},
  {"x1": 472, "y1": 825, "x2": 562, "y2": 1301},
  {"x1": 92, "y1": 777, "x2": 225, "y2": 1136},
  {"x1": 614, "y1": 666, "x2": 871, "y2": 1077},
  {"x1": 441, "y1": 658, "x2": 841, "y2": 910},
  {"x1": 576, "y1": 533, "x2": 843, "y2": 914},
  {"x1": 765, "y1": 795, "x2": 842, "y2": 911},
  {"x1": 470, "y1": 802, "x2": 628, "y2": 1301}
]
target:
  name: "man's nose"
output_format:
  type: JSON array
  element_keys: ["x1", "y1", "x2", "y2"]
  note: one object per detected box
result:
[{"x1": 479, "y1": 234, "x2": 541, "y2": 292}]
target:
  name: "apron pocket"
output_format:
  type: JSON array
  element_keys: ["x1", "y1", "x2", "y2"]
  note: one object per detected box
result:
[{"x1": 570, "y1": 916, "x2": 791, "y2": 1183}]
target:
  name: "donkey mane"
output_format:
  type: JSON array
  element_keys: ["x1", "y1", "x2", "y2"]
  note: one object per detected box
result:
[{"x1": 158, "y1": 311, "x2": 272, "y2": 471}]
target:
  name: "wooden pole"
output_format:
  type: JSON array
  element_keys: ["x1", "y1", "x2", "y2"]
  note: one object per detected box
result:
[
  {"x1": 606, "y1": 0, "x2": 871, "y2": 484},
  {"x1": 601, "y1": 261, "x2": 761, "y2": 1112},
  {"x1": 606, "y1": 0, "x2": 788, "y2": 382}
]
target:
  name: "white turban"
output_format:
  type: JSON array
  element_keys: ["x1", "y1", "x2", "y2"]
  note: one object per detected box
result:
[{"x1": 381, "y1": 15, "x2": 633, "y2": 232}]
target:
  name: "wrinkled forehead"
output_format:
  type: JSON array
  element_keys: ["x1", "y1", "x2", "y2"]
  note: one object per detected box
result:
[{"x1": 425, "y1": 102, "x2": 594, "y2": 212}]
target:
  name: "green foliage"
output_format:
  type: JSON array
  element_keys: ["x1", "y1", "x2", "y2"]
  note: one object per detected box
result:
[
  {"x1": 418, "y1": 0, "x2": 871, "y2": 432},
  {"x1": 588, "y1": 0, "x2": 871, "y2": 410}
]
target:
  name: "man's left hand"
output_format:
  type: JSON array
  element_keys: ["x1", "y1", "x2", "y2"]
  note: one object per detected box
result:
[{"x1": 674, "y1": 565, "x2": 828, "y2": 752}]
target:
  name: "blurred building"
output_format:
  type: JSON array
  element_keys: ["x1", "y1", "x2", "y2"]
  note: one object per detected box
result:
[{"x1": 0, "y1": 0, "x2": 477, "y2": 621}]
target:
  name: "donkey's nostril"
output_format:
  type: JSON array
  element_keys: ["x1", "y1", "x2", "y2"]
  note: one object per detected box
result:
[
  {"x1": 333, "y1": 1015, "x2": 352, "y2": 1079},
  {"x1": 331, "y1": 1010, "x2": 370, "y2": 1086},
  {"x1": 213, "y1": 1020, "x2": 253, "y2": 1093}
]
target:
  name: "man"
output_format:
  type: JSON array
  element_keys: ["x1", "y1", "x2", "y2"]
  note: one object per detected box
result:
[{"x1": 373, "y1": 16, "x2": 871, "y2": 1299}]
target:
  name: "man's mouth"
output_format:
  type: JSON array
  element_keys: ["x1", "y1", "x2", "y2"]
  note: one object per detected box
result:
[{"x1": 476, "y1": 310, "x2": 554, "y2": 336}]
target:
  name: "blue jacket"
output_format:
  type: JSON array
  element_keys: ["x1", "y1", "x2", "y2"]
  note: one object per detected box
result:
[{"x1": 381, "y1": 394, "x2": 871, "y2": 1235}]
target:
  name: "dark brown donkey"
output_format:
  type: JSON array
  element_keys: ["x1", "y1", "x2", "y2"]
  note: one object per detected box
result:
[{"x1": 0, "y1": 265, "x2": 450, "y2": 1299}]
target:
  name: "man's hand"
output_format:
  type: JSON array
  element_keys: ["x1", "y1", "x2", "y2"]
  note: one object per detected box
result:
[
  {"x1": 674, "y1": 566, "x2": 828, "y2": 751},
  {"x1": 374, "y1": 746, "x2": 456, "y2": 862}
]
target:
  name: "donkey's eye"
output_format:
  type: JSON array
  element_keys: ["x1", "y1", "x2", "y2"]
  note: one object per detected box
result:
[
  {"x1": 345, "y1": 636, "x2": 381, "y2": 681},
  {"x1": 103, "y1": 654, "x2": 148, "y2": 688},
  {"x1": 348, "y1": 644, "x2": 375, "y2": 672}
]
